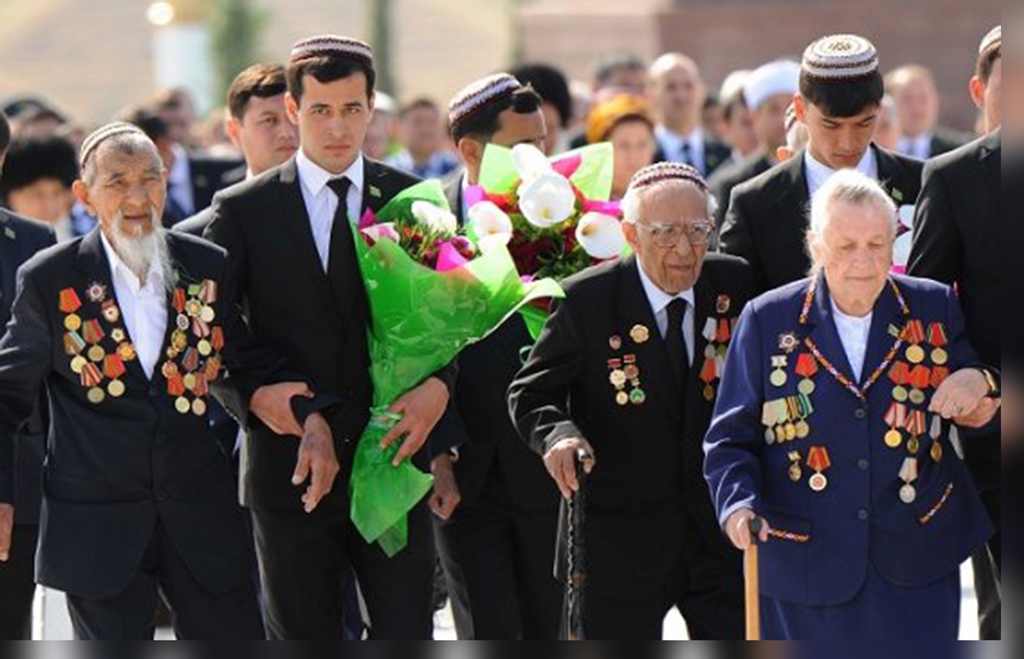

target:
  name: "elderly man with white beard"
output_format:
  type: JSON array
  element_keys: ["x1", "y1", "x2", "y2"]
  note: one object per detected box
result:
[{"x1": 0, "y1": 123, "x2": 334, "y2": 639}]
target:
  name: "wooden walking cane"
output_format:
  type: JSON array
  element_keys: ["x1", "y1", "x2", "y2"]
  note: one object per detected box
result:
[
  {"x1": 745, "y1": 516, "x2": 765, "y2": 640},
  {"x1": 565, "y1": 448, "x2": 591, "y2": 641}
]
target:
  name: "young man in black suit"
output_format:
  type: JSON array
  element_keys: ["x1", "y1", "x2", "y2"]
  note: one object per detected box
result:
[
  {"x1": 510, "y1": 163, "x2": 753, "y2": 639},
  {"x1": 205, "y1": 35, "x2": 455, "y2": 640},
  {"x1": 0, "y1": 123, "x2": 321, "y2": 639},
  {"x1": 0, "y1": 111, "x2": 56, "y2": 640},
  {"x1": 909, "y1": 128, "x2": 1002, "y2": 639},
  {"x1": 432, "y1": 73, "x2": 561, "y2": 640},
  {"x1": 720, "y1": 34, "x2": 924, "y2": 294}
]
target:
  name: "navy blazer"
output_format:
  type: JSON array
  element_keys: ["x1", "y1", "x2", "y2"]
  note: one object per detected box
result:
[{"x1": 704, "y1": 274, "x2": 993, "y2": 606}]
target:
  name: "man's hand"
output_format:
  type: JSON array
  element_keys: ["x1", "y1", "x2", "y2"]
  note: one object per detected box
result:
[
  {"x1": 954, "y1": 397, "x2": 1001, "y2": 429},
  {"x1": 250, "y1": 381, "x2": 313, "y2": 437},
  {"x1": 380, "y1": 377, "x2": 450, "y2": 467},
  {"x1": 292, "y1": 413, "x2": 340, "y2": 514},
  {"x1": 542, "y1": 437, "x2": 595, "y2": 500},
  {"x1": 0, "y1": 504, "x2": 14, "y2": 562},
  {"x1": 931, "y1": 369, "x2": 991, "y2": 421},
  {"x1": 725, "y1": 508, "x2": 771, "y2": 551},
  {"x1": 429, "y1": 453, "x2": 462, "y2": 520}
]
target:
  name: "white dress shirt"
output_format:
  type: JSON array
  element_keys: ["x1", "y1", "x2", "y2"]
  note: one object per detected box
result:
[
  {"x1": 637, "y1": 262, "x2": 696, "y2": 365},
  {"x1": 831, "y1": 300, "x2": 873, "y2": 382},
  {"x1": 804, "y1": 148, "x2": 879, "y2": 199},
  {"x1": 100, "y1": 233, "x2": 168, "y2": 380},
  {"x1": 296, "y1": 149, "x2": 365, "y2": 271},
  {"x1": 655, "y1": 124, "x2": 708, "y2": 176},
  {"x1": 896, "y1": 133, "x2": 932, "y2": 160},
  {"x1": 168, "y1": 143, "x2": 197, "y2": 217}
]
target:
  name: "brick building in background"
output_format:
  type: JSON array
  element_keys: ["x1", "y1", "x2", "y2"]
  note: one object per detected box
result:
[{"x1": 519, "y1": 0, "x2": 1000, "y2": 132}]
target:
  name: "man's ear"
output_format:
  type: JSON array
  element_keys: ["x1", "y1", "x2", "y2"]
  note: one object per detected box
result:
[
  {"x1": 623, "y1": 220, "x2": 640, "y2": 253},
  {"x1": 457, "y1": 137, "x2": 482, "y2": 168},
  {"x1": 72, "y1": 180, "x2": 95, "y2": 216},
  {"x1": 285, "y1": 92, "x2": 300, "y2": 126},
  {"x1": 225, "y1": 112, "x2": 242, "y2": 149},
  {"x1": 794, "y1": 94, "x2": 808, "y2": 123},
  {"x1": 969, "y1": 77, "x2": 985, "y2": 110}
]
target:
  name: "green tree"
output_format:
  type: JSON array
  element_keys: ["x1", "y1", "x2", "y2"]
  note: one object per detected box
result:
[{"x1": 209, "y1": 0, "x2": 268, "y2": 102}]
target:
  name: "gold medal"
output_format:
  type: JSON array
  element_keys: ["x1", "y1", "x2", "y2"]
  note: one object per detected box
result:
[
  {"x1": 789, "y1": 462, "x2": 803, "y2": 483},
  {"x1": 609, "y1": 370, "x2": 627, "y2": 388},
  {"x1": 884, "y1": 429, "x2": 903, "y2": 448},
  {"x1": 784, "y1": 423, "x2": 797, "y2": 442},
  {"x1": 907, "y1": 436, "x2": 920, "y2": 455},
  {"x1": 200, "y1": 306, "x2": 216, "y2": 323},
  {"x1": 117, "y1": 343, "x2": 137, "y2": 362},
  {"x1": 172, "y1": 330, "x2": 188, "y2": 352},
  {"x1": 892, "y1": 386, "x2": 909, "y2": 403},
  {"x1": 798, "y1": 379, "x2": 815, "y2": 396},
  {"x1": 808, "y1": 473, "x2": 828, "y2": 492},
  {"x1": 615, "y1": 391, "x2": 629, "y2": 406},
  {"x1": 186, "y1": 299, "x2": 203, "y2": 318},
  {"x1": 795, "y1": 420, "x2": 810, "y2": 439},
  {"x1": 192, "y1": 398, "x2": 207, "y2": 416},
  {"x1": 906, "y1": 345, "x2": 925, "y2": 364},
  {"x1": 107, "y1": 379, "x2": 126, "y2": 398},
  {"x1": 770, "y1": 369, "x2": 788, "y2": 387},
  {"x1": 198, "y1": 340, "x2": 212, "y2": 357},
  {"x1": 703, "y1": 384, "x2": 715, "y2": 401},
  {"x1": 87, "y1": 345, "x2": 105, "y2": 362},
  {"x1": 175, "y1": 396, "x2": 191, "y2": 414},
  {"x1": 630, "y1": 324, "x2": 650, "y2": 344},
  {"x1": 931, "y1": 347, "x2": 948, "y2": 365},
  {"x1": 87, "y1": 387, "x2": 105, "y2": 404},
  {"x1": 183, "y1": 373, "x2": 197, "y2": 391},
  {"x1": 931, "y1": 440, "x2": 943, "y2": 462},
  {"x1": 64, "y1": 314, "x2": 82, "y2": 331},
  {"x1": 908, "y1": 389, "x2": 926, "y2": 406},
  {"x1": 70, "y1": 355, "x2": 88, "y2": 374}
]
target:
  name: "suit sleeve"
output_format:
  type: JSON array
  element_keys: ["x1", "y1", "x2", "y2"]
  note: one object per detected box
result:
[
  {"x1": 0, "y1": 266, "x2": 54, "y2": 505},
  {"x1": 703, "y1": 301, "x2": 766, "y2": 528},
  {"x1": 719, "y1": 188, "x2": 766, "y2": 293},
  {"x1": 508, "y1": 296, "x2": 587, "y2": 456},
  {"x1": 941, "y1": 285, "x2": 999, "y2": 437},
  {"x1": 907, "y1": 162, "x2": 963, "y2": 285}
]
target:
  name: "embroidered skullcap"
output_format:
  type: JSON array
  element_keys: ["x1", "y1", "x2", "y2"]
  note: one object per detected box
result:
[
  {"x1": 289, "y1": 35, "x2": 374, "y2": 65},
  {"x1": 744, "y1": 60, "x2": 801, "y2": 110},
  {"x1": 79, "y1": 122, "x2": 149, "y2": 168},
  {"x1": 448, "y1": 73, "x2": 523, "y2": 128},
  {"x1": 628, "y1": 162, "x2": 709, "y2": 195},
  {"x1": 802, "y1": 34, "x2": 879, "y2": 80},
  {"x1": 979, "y1": 25, "x2": 1001, "y2": 56}
]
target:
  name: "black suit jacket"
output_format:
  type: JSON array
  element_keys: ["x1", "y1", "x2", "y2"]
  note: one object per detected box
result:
[
  {"x1": 509, "y1": 255, "x2": 753, "y2": 598},
  {"x1": 720, "y1": 145, "x2": 924, "y2": 293},
  {"x1": 190, "y1": 157, "x2": 245, "y2": 213},
  {"x1": 0, "y1": 229, "x2": 275, "y2": 599},
  {"x1": 206, "y1": 156, "x2": 455, "y2": 517},
  {"x1": 928, "y1": 126, "x2": 973, "y2": 158},
  {"x1": 0, "y1": 210, "x2": 56, "y2": 525},
  {"x1": 708, "y1": 152, "x2": 774, "y2": 231},
  {"x1": 908, "y1": 130, "x2": 1000, "y2": 481}
]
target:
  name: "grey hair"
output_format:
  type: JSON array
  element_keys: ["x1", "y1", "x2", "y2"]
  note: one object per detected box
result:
[
  {"x1": 621, "y1": 180, "x2": 718, "y2": 224},
  {"x1": 81, "y1": 132, "x2": 163, "y2": 186},
  {"x1": 806, "y1": 169, "x2": 898, "y2": 270}
]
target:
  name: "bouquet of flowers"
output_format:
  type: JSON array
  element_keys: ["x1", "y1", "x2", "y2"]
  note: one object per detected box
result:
[
  {"x1": 350, "y1": 179, "x2": 561, "y2": 556},
  {"x1": 465, "y1": 142, "x2": 627, "y2": 337}
]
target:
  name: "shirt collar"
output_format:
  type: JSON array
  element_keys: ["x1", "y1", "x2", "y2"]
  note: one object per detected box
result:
[
  {"x1": 655, "y1": 124, "x2": 704, "y2": 153},
  {"x1": 636, "y1": 259, "x2": 696, "y2": 318},
  {"x1": 99, "y1": 230, "x2": 165, "y2": 294},
  {"x1": 296, "y1": 149, "x2": 365, "y2": 199},
  {"x1": 804, "y1": 147, "x2": 877, "y2": 182},
  {"x1": 167, "y1": 143, "x2": 190, "y2": 188}
]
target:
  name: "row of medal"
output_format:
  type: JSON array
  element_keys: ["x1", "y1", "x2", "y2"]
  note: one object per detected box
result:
[
  {"x1": 60, "y1": 284, "x2": 137, "y2": 404},
  {"x1": 163, "y1": 280, "x2": 224, "y2": 416}
]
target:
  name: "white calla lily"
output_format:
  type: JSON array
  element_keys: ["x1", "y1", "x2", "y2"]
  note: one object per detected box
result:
[
  {"x1": 897, "y1": 205, "x2": 916, "y2": 229},
  {"x1": 575, "y1": 212, "x2": 626, "y2": 259},
  {"x1": 512, "y1": 143, "x2": 553, "y2": 185},
  {"x1": 517, "y1": 173, "x2": 577, "y2": 229},
  {"x1": 411, "y1": 200, "x2": 458, "y2": 235},
  {"x1": 469, "y1": 201, "x2": 513, "y2": 243}
]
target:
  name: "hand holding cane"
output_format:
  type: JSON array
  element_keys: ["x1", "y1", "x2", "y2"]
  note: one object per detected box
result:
[{"x1": 745, "y1": 516, "x2": 765, "y2": 641}]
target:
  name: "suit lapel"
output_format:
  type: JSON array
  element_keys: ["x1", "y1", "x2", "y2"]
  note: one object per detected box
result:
[
  {"x1": 688, "y1": 274, "x2": 715, "y2": 395},
  {"x1": 614, "y1": 258, "x2": 683, "y2": 426},
  {"x1": 802, "y1": 276, "x2": 857, "y2": 390},
  {"x1": 0, "y1": 211, "x2": 18, "y2": 315},
  {"x1": 980, "y1": 130, "x2": 1000, "y2": 199},
  {"x1": 875, "y1": 146, "x2": 917, "y2": 204}
]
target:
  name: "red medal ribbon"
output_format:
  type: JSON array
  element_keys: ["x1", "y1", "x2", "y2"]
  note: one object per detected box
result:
[
  {"x1": 795, "y1": 353, "x2": 819, "y2": 378},
  {"x1": 903, "y1": 320, "x2": 925, "y2": 345},
  {"x1": 204, "y1": 356, "x2": 222, "y2": 381},
  {"x1": 807, "y1": 446, "x2": 831, "y2": 472},
  {"x1": 211, "y1": 326, "x2": 225, "y2": 351},
  {"x1": 59, "y1": 288, "x2": 82, "y2": 313},
  {"x1": 904, "y1": 409, "x2": 926, "y2": 436},
  {"x1": 888, "y1": 361, "x2": 911, "y2": 385},
  {"x1": 182, "y1": 348, "x2": 200, "y2": 372},
  {"x1": 884, "y1": 402, "x2": 907, "y2": 428},
  {"x1": 166, "y1": 374, "x2": 186, "y2": 397},
  {"x1": 79, "y1": 362, "x2": 103, "y2": 387},
  {"x1": 102, "y1": 355, "x2": 126, "y2": 379},
  {"x1": 82, "y1": 319, "x2": 105, "y2": 345},
  {"x1": 717, "y1": 318, "x2": 731, "y2": 343},
  {"x1": 927, "y1": 322, "x2": 947, "y2": 347},
  {"x1": 908, "y1": 365, "x2": 931, "y2": 390},
  {"x1": 200, "y1": 280, "x2": 217, "y2": 305},
  {"x1": 700, "y1": 358, "x2": 717, "y2": 384},
  {"x1": 173, "y1": 288, "x2": 187, "y2": 313},
  {"x1": 191, "y1": 373, "x2": 209, "y2": 396},
  {"x1": 931, "y1": 366, "x2": 950, "y2": 388}
]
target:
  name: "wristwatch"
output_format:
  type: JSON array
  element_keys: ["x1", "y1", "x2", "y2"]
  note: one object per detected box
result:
[{"x1": 979, "y1": 368, "x2": 1000, "y2": 398}]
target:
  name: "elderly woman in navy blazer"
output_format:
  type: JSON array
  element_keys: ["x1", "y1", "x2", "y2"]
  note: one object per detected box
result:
[{"x1": 704, "y1": 169, "x2": 1000, "y2": 640}]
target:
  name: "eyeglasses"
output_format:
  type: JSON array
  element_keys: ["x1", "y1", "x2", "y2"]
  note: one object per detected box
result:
[{"x1": 634, "y1": 220, "x2": 715, "y2": 248}]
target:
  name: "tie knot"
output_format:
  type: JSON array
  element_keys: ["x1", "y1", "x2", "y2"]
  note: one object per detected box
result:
[
  {"x1": 327, "y1": 176, "x2": 351, "y2": 199},
  {"x1": 667, "y1": 297, "x2": 688, "y2": 323}
]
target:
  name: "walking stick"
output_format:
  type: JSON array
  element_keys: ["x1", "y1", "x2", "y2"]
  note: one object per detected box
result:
[
  {"x1": 565, "y1": 448, "x2": 591, "y2": 641},
  {"x1": 745, "y1": 516, "x2": 764, "y2": 641}
]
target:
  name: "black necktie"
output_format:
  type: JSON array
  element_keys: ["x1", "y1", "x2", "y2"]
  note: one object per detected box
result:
[
  {"x1": 666, "y1": 298, "x2": 690, "y2": 389},
  {"x1": 326, "y1": 177, "x2": 353, "y2": 274}
]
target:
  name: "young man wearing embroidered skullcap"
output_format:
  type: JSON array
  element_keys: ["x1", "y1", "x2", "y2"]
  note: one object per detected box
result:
[
  {"x1": 510, "y1": 162, "x2": 753, "y2": 639},
  {"x1": 0, "y1": 122, "x2": 328, "y2": 639},
  {"x1": 720, "y1": 35, "x2": 924, "y2": 294},
  {"x1": 204, "y1": 35, "x2": 458, "y2": 640}
]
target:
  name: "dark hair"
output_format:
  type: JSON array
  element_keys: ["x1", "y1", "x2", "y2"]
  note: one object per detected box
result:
[
  {"x1": 0, "y1": 134, "x2": 79, "y2": 200},
  {"x1": 509, "y1": 63, "x2": 573, "y2": 129},
  {"x1": 399, "y1": 97, "x2": 440, "y2": 120},
  {"x1": 594, "y1": 55, "x2": 646, "y2": 87},
  {"x1": 117, "y1": 106, "x2": 170, "y2": 143},
  {"x1": 286, "y1": 56, "x2": 376, "y2": 105},
  {"x1": 0, "y1": 112, "x2": 10, "y2": 155},
  {"x1": 228, "y1": 64, "x2": 288, "y2": 122},
  {"x1": 450, "y1": 86, "x2": 543, "y2": 144},
  {"x1": 799, "y1": 71, "x2": 885, "y2": 118},
  {"x1": 721, "y1": 91, "x2": 747, "y2": 122},
  {"x1": 977, "y1": 46, "x2": 1001, "y2": 85}
]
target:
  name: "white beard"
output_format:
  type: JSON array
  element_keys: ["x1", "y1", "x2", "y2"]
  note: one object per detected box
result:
[{"x1": 107, "y1": 209, "x2": 174, "y2": 290}]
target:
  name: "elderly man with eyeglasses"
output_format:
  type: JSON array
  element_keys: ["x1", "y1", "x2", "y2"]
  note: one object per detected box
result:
[{"x1": 509, "y1": 162, "x2": 754, "y2": 639}]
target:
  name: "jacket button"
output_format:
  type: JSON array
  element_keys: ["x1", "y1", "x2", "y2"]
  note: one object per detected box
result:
[
  {"x1": 858, "y1": 509, "x2": 869, "y2": 521},
  {"x1": 858, "y1": 459, "x2": 870, "y2": 471},
  {"x1": 854, "y1": 408, "x2": 868, "y2": 420}
]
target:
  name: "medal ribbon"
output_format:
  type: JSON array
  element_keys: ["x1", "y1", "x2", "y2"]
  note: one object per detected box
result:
[
  {"x1": 82, "y1": 319, "x2": 105, "y2": 345},
  {"x1": 904, "y1": 409, "x2": 926, "y2": 436},
  {"x1": 59, "y1": 288, "x2": 82, "y2": 313},
  {"x1": 908, "y1": 365, "x2": 931, "y2": 390},
  {"x1": 903, "y1": 320, "x2": 925, "y2": 345},
  {"x1": 927, "y1": 322, "x2": 947, "y2": 347},
  {"x1": 102, "y1": 355, "x2": 126, "y2": 379},
  {"x1": 889, "y1": 362, "x2": 911, "y2": 385},
  {"x1": 795, "y1": 353, "x2": 818, "y2": 378},
  {"x1": 884, "y1": 402, "x2": 908, "y2": 428},
  {"x1": 807, "y1": 446, "x2": 831, "y2": 472}
]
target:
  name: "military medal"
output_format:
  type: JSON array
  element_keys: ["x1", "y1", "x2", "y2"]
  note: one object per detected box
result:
[
  {"x1": 795, "y1": 353, "x2": 818, "y2": 396},
  {"x1": 778, "y1": 332, "x2": 799, "y2": 354},
  {"x1": 716, "y1": 294, "x2": 731, "y2": 315},
  {"x1": 904, "y1": 409, "x2": 925, "y2": 456},
  {"x1": 64, "y1": 331, "x2": 87, "y2": 356},
  {"x1": 889, "y1": 362, "x2": 910, "y2": 403},
  {"x1": 609, "y1": 335, "x2": 623, "y2": 351},
  {"x1": 807, "y1": 446, "x2": 831, "y2": 492},
  {"x1": 80, "y1": 361, "x2": 105, "y2": 404},
  {"x1": 907, "y1": 365, "x2": 930, "y2": 406},
  {"x1": 788, "y1": 451, "x2": 803, "y2": 482},
  {"x1": 770, "y1": 355, "x2": 788, "y2": 387},
  {"x1": 904, "y1": 320, "x2": 926, "y2": 364},
  {"x1": 175, "y1": 396, "x2": 192, "y2": 414},
  {"x1": 630, "y1": 324, "x2": 650, "y2": 344},
  {"x1": 884, "y1": 402, "x2": 907, "y2": 448},
  {"x1": 192, "y1": 398, "x2": 207, "y2": 416},
  {"x1": 103, "y1": 355, "x2": 127, "y2": 398},
  {"x1": 59, "y1": 288, "x2": 83, "y2": 329},
  {"x1": 898, "y1": 457, "x2": 919, "y2": 504},
  {"x1": 629, "y1": 388, "x2": 646, "y2": 405},
  {"x1": 82, "y1": 320, "x2": 105, "y2": 361},
  {"x1": 70, "y1": 355, "x2": 88, "y2": 374},
  {"x1": 616, "y1": 391, "x2": 629, "y2": 406},
  {"x1": 927, "y1": 322, "x2": 948, "y2": 365},
  {"x1": 101, "y1": 299, "x2": 120, "y2": 324},
  {"x1": 86, "y1": 282, "x2": 107, "y2": 303},
  {"x1": 929, "y1": 414, "x2": 944, "y2": 462}
]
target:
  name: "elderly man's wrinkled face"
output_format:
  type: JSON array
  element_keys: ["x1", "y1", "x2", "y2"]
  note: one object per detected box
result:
[
  {"x1": 812, "y1": 200, "x2": 894, "y2": 314},
  {"x1": 624, "y1": 183, "x2": 712, "y2": 294},
  {"x1": 77, "y1": 145, "x2": 166, "y2": 239}
]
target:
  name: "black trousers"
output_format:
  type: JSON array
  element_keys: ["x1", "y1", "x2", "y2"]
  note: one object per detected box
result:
[
  {"x1": 581, "y1": 515, "x2": 744, "y2": 640},
  {"x1": 972, "y1": 484, "x2": 1001, "y2": 640},
  {"x1": 435, "y1": 471, "x2": 561, "y2": 639},
  {"x1": 252, "y1": 497, "x2": 435, "y2": 640},
  {"x1": 65, "y1": 522, "x2": 264, "y2": 640},
  {"x1": 0, "y1": 523, "x2": 39, "y2": 640}
]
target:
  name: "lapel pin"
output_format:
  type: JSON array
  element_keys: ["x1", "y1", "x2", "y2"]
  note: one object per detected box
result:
[
  {"x1": 4, "y1": 227, "x2": 15, "y2": 240},
  {"x1": 370, "y1": 185, "x2": 382, "y2": 198},
  {"x1": 630, "y1": 324, "x2": 650, "y2": 344}
]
